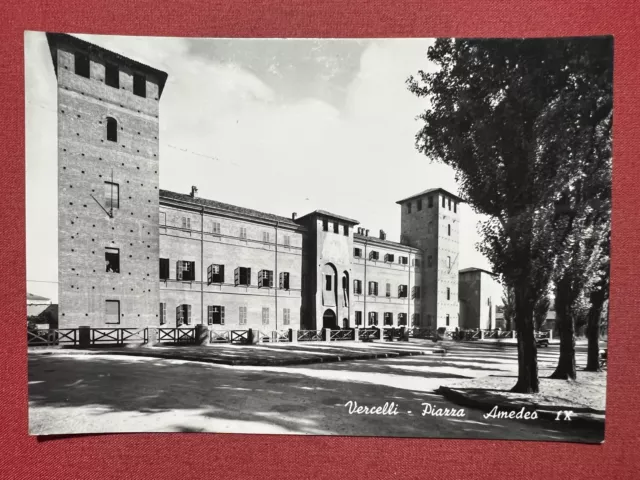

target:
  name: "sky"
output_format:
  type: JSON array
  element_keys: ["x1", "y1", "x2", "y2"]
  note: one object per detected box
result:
[{"x1": 25, "y1": 32, "x2": 492, "y2": 303}]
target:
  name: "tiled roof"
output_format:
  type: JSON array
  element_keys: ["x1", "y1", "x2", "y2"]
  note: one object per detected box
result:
[
  {"x1": 353, "y1": 233, "x2": 421, "y2": 252},
  {"x1": 295, "y1": 210, "x2": 360, "y2": 225},
  {"x1": 396, "y1": 188, "x2": 465, "y2": 205},
  {"x1": 159, "y1": 190, "x2": 300, "y2": 227}
]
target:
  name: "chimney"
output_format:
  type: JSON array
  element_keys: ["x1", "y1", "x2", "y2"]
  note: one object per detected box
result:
[
  {"x1": 380, "y1": 229, "x2": 386, "y2": 240},
  {"x1": 190, "y1": 186, "x2": 198, "y2": 198},
  {"x1": 292, "y1": 212, "x2": 297, "y2": 220},
  {"x1": 365, "y1": 229, "x2": 370, "y2": 236}
]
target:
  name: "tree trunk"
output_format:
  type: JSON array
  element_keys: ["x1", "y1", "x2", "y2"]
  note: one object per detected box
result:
[
  {"x1": 585, "y1": 288, "x2": 606, "y2": 371},
  {"x1": 512, "y1": 287, "x2": 539, "y2": 393},
  {"x1": 550, "y1": 280, "x2": 576, "y2": 380}
]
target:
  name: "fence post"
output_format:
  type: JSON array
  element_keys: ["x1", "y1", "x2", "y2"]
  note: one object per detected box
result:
[
  {"x1": 548, "y1": 330, "x2": 553, "y2": 340},
  {"x1": 323, "y1": 328, "x2": 331, "y2": 342},
  {"x1": 512, "y1": 330, "x2": 516, "y2": 339},
  {"x1": 480, "y1": 330, "x2": 485, "y2": 340},
  {"x1": 146, "y1": 327, "x2": 159, "y2": 347},
  {"x1": 79, "y1": 326, "x2": 91, "y2": 348},
  {"x1": 353, "y1": 328, "x2": 360, "y2": 342},
  {"x1": 247, "y1": 328, "x2": 255, "y2": 345},
  {"x1": 195, "y1": 324, "x2": 210, "y2": 346}
]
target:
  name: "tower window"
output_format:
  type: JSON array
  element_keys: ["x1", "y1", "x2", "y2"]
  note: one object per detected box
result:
[
  {"x1": 428, "y1": 196, "x2": 433, "y2": 208},
  {"x1": 417, "y1": 199, "x2": 422, "y2": 210},
  {"x1": 105, "y1": 247, "x2": 120, "y2": 273},
  {"x1": 106, "y1": 117, "x2": 118, "y2": 142},
  {"x1": 442, "y1": 196, "x2": 446, "y2": 207},
  {"x1": 448, "y1": 198, "x2": 452, "y2": 210},
  {"x1": 105, "y1": 63, "x2": 119, "y2": 88},
  {"x1": 74, "y1": 53, "x2": 90, "y2": 78},
  {"x1": 454, "y1": 202, "x2": 457, "y2": 213},
  {"x1": 407, "y1": 203, "x2": 412, "y2": 214},
  {"x1": 322, "y1": 219, "x2": 328, "y2": 231},
  {"x1": 448, "y1": 224, "x2": 451, "y2": 236},
  {"x1": 343, "y1": 224, "x2": 349, "y2": 236},
  {"x1": 133, "y1": 73, "x2": 146, "y2": 97},
  {"x1": 446, "y1": 314, "x2": 450, "y2": 326},
  {"x1": 447, "y1": 287, "x2": 451, "y2": 300},
  {"x1": 104, "y1": 181, "x2": 119, "y2": 210}
]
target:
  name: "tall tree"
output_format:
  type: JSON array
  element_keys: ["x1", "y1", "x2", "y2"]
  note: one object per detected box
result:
[
  {"x1": 534, "y1": 296, "x2": 551, "y2": 331},
  {"x1": 585, "y1": 232, "x2": 610, "y2": 371},
  {"x1": 408, "y1": 37, "x2": 613, "y2": 393},
  {"x1": 501, "y1": 286, "x2": 516, "y2": 331}
]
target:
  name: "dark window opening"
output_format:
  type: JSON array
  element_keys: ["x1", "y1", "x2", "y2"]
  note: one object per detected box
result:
[
  {"x1": 448, "y1": 224, "x2": 451, "y2": 236},
  {"x1": 106, "y1": 117, "x2": 118, "y2": 142},
  {"x1": 208, "y1": 264, "x2": 225, "y2": 284},
  {"x1": 105, "y1": 247, "x2": 120, "y2": 273},
  {"x1": 384, "y1": 312, "x2": 393, "y2": 326},
  {"x1": 447, "y1": 287, "x2": 451, "y2": 300},
  {"x1": 279, "y1": 272, "x2": 290, "y2": 290},
  {"x1": 207, "y1": 305, "x2": 225, "y2": 325},
  {"x1": 398, "y1": 285, "x2": 408, "y2": 298},
  {"x1": 417, "y1": 199, "x2": 422, "y2": 211},
  {"x1": 332, "y1": 222, "x2": 338, "y2": 234},
  {"x1": 412, "y1": 286, "x2": 421, "y2": 299},
  {"x1": 133, "y1": 73, "x2": 146, "y2": 97},
  {"x1": 369, "y1": 250, "x2": 379, "y2": 261},
  {"x1": 322, "y1": 219, "x2": 328, "y2": 231},
  {"x1": 325, "y1": 274, "x2": 333, "y2": 291},
  {"x1": 105, "y1": 300, "x2": 120, "y2": 324},
  {"x1": 75, "y1": 53, "x2": 90, "y2": 78},
  {"x1": 442, "y1": 196, "x2": 446, "y2": 207},
  {"x1": 355, "y1": 311, "x2": 363, "y2": 326},
  {"x1": 176, "y1": 304, "x2": 191, "y2": 326},
  {"x1": 407, "y1": 203, "x2": 412, "y2": 214},
  {"x1": 448, "y1": 198, "x2": 452, "y2": 210},
  {"x1": 234, "y1": 267, "x2": 251, "y2": 286},
  {"x1": 446, "y1": 314, "x2": 450, "y2": 326},
  {"x1": 454, "y1": 202, "x2": 457, "y2": 213},
  {"x1": 258, "y1": 270, "x2": 274, "y2": 288},
  {"x1": 428, "y1": 196, "x2": 433, "y2": 208},
  {"x1": 398, "y1": 313, "x2": 407, "y2": 326},
  {"x1": 104, "y1": 181, "x2": 119, "y2": 210},
  {"x1": 385, "y1": 253, "x2": 395, "y2": 263},
  {"x1": 105, "y1": 63, "x2": 119, "y2": 88},
  {"x1": 159, "y1": 258, "x2": 169, "y2": 280},
  {"x1": 176, "y1": 260, "x2": 195, "y2": 281},
  {"x1": 354, "y1": 248, "x2": 362, "y2": 258},
  {"x1": 343, "y1": 224, "x2": 349, "y2": 236}
]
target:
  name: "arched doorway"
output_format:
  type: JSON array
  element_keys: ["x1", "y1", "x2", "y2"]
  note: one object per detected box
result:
[
  {"x1": 342, "y1": 318, "x2": 349, "y2": 329},
  {"x1": 322, "y1": 309, "x2": 337, "y2": 330}
]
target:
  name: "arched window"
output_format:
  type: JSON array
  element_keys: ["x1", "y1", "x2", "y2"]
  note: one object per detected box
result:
[{"x1": 106, "y1": 117, "x2": 118, "y2": 142}]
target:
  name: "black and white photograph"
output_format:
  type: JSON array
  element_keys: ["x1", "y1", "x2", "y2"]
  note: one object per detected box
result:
[{"x1": 26, "y1": 31, "x2": 612, "y2": 442}]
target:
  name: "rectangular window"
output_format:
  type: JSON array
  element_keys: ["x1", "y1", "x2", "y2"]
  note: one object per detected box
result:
[
  {"x1": 454, "y1": 202, "x2": 457, "y2": 213},
  {"x1": 159, "y1": 258, "x2": 169, "y2": 280},
  {"x1": 447, "y1": 287, "x2": 451, "y2": 300},
  {"x1": 446, "y1": 314, "x2": 450, "y2": 326},
  {"x1": 412, "y1": 286, "x2": 421, "y2": 299},
  {"x1": 283, "y1": 308, "x2": 291, "y2": 326},
  {"x1": 258, "y1": 270, "x2": 274, "y2": 288},
  {"x1": 239, "y1": 306, "x2": 247, "y2": 325},
  {"x1": 234, "y1": 267, "x2": 251, "y2": 286},
  {"x1": 207, "y1": 305, "x2": 225, "y2": 325},
  {"x1": 343, "y1": 224, "x2": 349, "y2": 236},
  {"x1": 105, "y1": 300, "x2": 120, "y2": 324},
  {"x1": 284, "y1": 235, "x2": 291, "y2": 247},
  {"x1": 279, "y1": 272, "x2": 290, "y2": 290},
  {"x1": 181, "y1": 217, "x2": 191, "y2": 230},
  {"x1": 354, "y1": 279, "x2": 362, "y2": 295},
  {"x1": 105, "y1": 63, "x2": 119, "y2": 88},
  {"x1": 176, "y1": 304, "x2": 191, "y2": 326},
  {"x1": 448, "y1": 198, "x2": 452, "y2": 210},
  {"x1": 407, "y1": 203, "x2": 412, "y2": 214},
  {"x1": 239, "y1": 227, "x2": 247, "y2": 239},
  {"x1": 322, "y1": 219, "x2": 328, "y2": 231},
  {"x1": 354, "y1": 248, "x2": 362, "y2": 258},
  {"x1": 74, "y1": 52, "x2": 90, "y2": 78},
  {"x1": 386, "y1": 283, "x2": 391, "y2": 297},
  {"x1": 159, "y1": 302, "x2": 166, "y2": 325},
  {"x1": 384, "y1": 312, "x2": 393, "y2": 326},
  {"x1": 368, "y1": 312, "x2": 378, "y2": 326},
  {"x1": 325, "y1": 274, "x2": 333, "y2": 291},
  {"x1": 399, "y1": 256, "x2": 408, "y2": 265},
  {"x1": 368, "y1": 281, "x2": 378, "y2": 296},
  {"x1": 333, "y1": 222, "x2": 339, "y2": 234},
  {"x1": 428, "y1": 196, "x2": 433, "y2": 208},
  {"x1": 262, "y1": 307, "x2": 269, "y2": 325},
  {"x1": 369, "y1": 250, "x2": 379, "y2": 261},
  {"x1": 176, "y1": 260, "x2": 195, "y2": 281},
  {"x1": 105, "y1": 247, "x2": 120, "y2": 273},
  {"x1": 104, "y1": 182, "x2": 119, "y2": 210},
  {"x1": 212, "y1": 222, "x2": 221, "y2": 234},
  {"x1": 133, "y1": 73, "x2": 146, "y2": 97},
  {"x1": 207, "y1": 264, "x2": 225, "y2": 284},
  {"x1": 355, "y1": 311, "x2": 363, "y2": 326},
  {"x1": 263, "y1": 231, "x2": 270, "y2": 243},
  {"x1": 159, "y1": 212, "x2": 166, "y2": 225},
  {"x1": 398, "y1": 285, "x2": 408, "y2": 298},
  {"x1": 398, "y1": 313, "x2": 407, "y2": 326},
  {"x1": 417, "y1": 199, "x2": 422, "y2": 211},
  {"x1": 442, "y1": 196, "x2": 446, "y2": 207},
  {"x1": 384, "y1": 253, "x2": 395, "y2": 263}
]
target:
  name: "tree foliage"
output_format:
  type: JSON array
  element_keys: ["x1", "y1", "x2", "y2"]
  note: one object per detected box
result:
[
  {"x1": 533, "y1": 296, "x2": 551, "y2": 331},
  {"x1": 408, "y1": 37, "x2": 613, "y2": 392}
]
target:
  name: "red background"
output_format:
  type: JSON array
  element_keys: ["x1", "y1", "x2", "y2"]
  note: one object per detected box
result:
[{"x1": 1, "y1": 1, "x2": 638, "y2": 478}]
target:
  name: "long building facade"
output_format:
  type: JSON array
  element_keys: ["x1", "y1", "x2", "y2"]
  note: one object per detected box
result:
[{"x1": 50, "y1": 34, "x2": 488, "y2": 333}]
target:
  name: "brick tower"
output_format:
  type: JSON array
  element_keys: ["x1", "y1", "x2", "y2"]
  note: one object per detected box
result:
[
  {"x1": 47, "y1": 33, "x2": 168, "y2": 328},
  {"x1": 397, "y1": 188, "x2": 462, "y2": 330}
]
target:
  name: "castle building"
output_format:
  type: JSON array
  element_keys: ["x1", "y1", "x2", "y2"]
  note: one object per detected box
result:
[{"x1": 49, "y1": 34, "x2": 483, "y2": 333}]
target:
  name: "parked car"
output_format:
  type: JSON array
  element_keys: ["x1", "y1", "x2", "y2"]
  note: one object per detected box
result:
[{"x1": 536, "y1": 337, "x2": 549, "y2": 348}]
